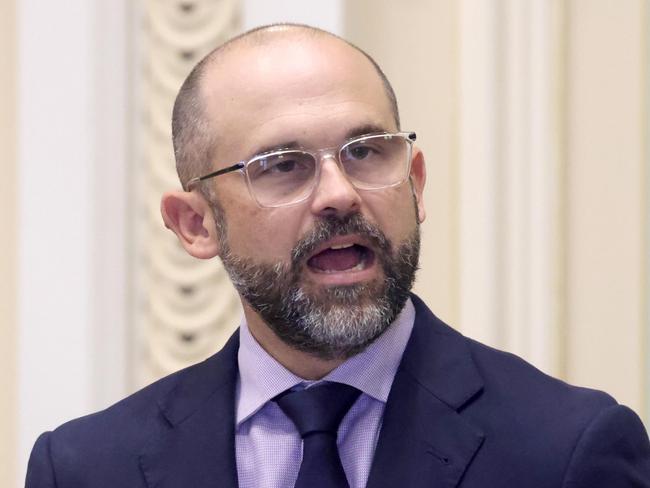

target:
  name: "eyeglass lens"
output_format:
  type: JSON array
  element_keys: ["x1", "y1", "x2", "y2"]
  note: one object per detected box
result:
[{"x1": 247, "y1": 134, "x2": 411, "y2": 207}]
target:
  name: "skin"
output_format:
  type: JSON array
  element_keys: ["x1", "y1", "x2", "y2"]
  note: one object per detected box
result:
[{"x1": 161, "y1": 29, "x2": 427, "y2": 380}]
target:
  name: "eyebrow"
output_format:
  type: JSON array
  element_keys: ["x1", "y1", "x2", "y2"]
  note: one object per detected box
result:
[
  {"x1": 249, "y1": 140, "x2": 302, "y2": 159},
  {"x1": 247, "y1": 123, "x2": 392, "y2": 160},
  {"x1": 344, "y1": 123, "x2": 391, "y2": 140}
]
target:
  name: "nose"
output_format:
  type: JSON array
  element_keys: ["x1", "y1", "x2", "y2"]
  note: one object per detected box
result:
[{"x1": 309, "y1": 154, "x2": 362, "y2": 217}]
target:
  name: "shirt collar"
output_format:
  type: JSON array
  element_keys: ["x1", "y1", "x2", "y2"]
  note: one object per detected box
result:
[{"x1": 236, "y1": 298, "x2": 415, "y2": 425}]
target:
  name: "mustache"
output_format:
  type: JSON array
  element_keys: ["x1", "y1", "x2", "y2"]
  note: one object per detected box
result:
[{"x1": 291, "y1": 213, "x2": 392, "y2": 266}]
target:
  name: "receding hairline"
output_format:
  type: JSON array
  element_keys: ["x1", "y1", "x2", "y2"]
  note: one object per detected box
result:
[
  {"x1": 172, "y1": 23, "x2": 400, "y2": 190},
  {"x1": 204, "y1": 23, "x2": 389, "y2": 78},
  {"x1": 198, "y1": 23, "x2": 399, "y2": 118}
]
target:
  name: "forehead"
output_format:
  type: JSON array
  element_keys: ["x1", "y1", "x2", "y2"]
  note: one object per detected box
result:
[{"x1": 201, "y1": 34, "x2": 395, "y2": 161}]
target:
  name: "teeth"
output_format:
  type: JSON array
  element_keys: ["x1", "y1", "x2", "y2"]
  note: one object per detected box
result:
[{"x1": 329, "y1": 243, "x2": 354, "y2": 250}]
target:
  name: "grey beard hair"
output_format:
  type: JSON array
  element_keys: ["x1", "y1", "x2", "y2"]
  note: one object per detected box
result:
[{"x1": 217, "y1": 212, "x2": 420, "y2": 360}]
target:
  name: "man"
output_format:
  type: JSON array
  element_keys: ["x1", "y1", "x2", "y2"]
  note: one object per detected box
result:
[{"x1": 27, "y1": 23, "x2": 650, "y2": 488}]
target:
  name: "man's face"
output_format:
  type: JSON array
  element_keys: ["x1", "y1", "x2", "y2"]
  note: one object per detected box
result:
[{"x1": 200, "y1": 35, "x2": 426, "y2": 358}]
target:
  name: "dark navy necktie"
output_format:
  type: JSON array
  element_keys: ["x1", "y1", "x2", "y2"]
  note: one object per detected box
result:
[{"x1": 274, "y1": 382, "x2": 361, "y2": 488}]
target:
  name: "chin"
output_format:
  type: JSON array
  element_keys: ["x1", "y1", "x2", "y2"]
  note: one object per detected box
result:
[{"x1": 301, "y1": 279, "x2": 384, "y2": 306}]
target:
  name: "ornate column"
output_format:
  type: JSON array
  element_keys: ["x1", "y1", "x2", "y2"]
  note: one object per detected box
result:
[{"x1": 134, "y1": 0, "x2": 243, "y2": 386}]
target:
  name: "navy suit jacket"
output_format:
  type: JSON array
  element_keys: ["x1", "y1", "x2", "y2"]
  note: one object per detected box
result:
[{"x1": 27, "y1": 295, "x2": 650, "y2": 487}]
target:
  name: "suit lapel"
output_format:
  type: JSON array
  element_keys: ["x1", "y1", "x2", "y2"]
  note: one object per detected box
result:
[
  {"x1": 139, "y1": 333, "x2": 240, "y2": 488},
  {"x1": 366, "y1": 295, "x2": 486, "y2": 488}
]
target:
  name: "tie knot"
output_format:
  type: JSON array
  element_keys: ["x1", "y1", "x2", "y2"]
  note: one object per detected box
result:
[{"x1": 274, "y1": 382, "x2": 361, "y2": 438}]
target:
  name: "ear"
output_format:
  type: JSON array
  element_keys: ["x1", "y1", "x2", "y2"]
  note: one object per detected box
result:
[
  {"x1": 160, "y1": 190, "x2": 221, "y2": 259},
  {"x1": 409, "y1": 147, "x2": 427, "y2": 223}
]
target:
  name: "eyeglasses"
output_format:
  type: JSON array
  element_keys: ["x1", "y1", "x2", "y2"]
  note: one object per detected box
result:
[{"x1": 186, "y1": 131, "x2": 416, "y2": 208}]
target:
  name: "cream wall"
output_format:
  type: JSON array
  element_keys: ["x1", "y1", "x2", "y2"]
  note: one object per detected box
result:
[
  {"x1": 565, "y1": 0, "x2": 647, "y2": 415},
  {"x1": 0, "y1": 1, "x2": 17, "y2": 486}
]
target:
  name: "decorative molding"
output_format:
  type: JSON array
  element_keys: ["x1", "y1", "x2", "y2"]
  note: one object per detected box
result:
[
  {"x1": 457, "y1": 0, "x2": 501, "y2": 348},
  {"x1": 457, "y1": 0, "x2": 561, "y2": 374},
  {"x1": 134, "y1": 0, "x2": 242, "y2": 386}
]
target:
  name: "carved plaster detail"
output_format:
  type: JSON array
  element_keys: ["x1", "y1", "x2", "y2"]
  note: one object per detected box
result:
[{"x1": 135, "y1": 0, "x2": 241, "y2": 386}]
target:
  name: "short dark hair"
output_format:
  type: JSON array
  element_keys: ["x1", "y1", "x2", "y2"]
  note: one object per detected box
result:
[{"x1": 171, "y1": 23, "x2": 400, "y2": 191}]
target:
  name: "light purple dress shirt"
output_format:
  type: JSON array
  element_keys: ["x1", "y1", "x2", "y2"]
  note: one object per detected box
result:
[{"x1": 235, "y1": 299, "x2": 415, "y2": 488}]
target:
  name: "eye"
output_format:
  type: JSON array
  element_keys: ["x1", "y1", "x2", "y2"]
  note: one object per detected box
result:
[
  {"x1": 343, "y1": 140, "x2": 382, "y2": 161},
  {"x1": 261, "y1": 156, "x2": 304, "y2": 174},
  {"x1": 249, "y1": 152, "x2": 314, "y2": 180},
  {"x1": 348, "y1": 145, "x2": 373, "y2": 160},
  {"x1": 271, "y1": 159, "x2": 299, "y2": 173}
]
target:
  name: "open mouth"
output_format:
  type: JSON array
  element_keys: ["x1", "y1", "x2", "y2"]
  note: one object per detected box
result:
[{"x1": 306, "y1": 243, "x2": 375, "y2": 274}]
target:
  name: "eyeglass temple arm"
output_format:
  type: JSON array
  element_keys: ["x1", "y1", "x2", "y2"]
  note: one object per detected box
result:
[{"x1": 185, "y1": 162, "x2": 245, "y2": 191}]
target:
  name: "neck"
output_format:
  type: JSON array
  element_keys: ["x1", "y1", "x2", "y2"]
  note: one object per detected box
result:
[{"x1": 242, "y1": 302, "x2": 345, "y2": 380}]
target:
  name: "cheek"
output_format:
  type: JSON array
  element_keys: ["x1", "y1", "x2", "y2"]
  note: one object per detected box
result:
[
  {"x1": 364, "y1": 186, "x2": 419, "y2": 240},
  {"x1": 222, "y1": 203, "x2": 303, "y2": 261}
]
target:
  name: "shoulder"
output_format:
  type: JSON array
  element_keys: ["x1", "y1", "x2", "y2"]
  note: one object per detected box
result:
[
  {"x1": 410, "y1": 293, "x2": 618, "y2": 416},
  {"x1": 562, "y1": 403, "x2": 650, "y2": 486},
  {"x1": 464, "y1": 340, "x2": 650, "y2": 485},
  {"x1": 26, "y1": 333, "x2": 239, "y2": 483},
  {"x1": 409, "y1": 295, "x2": 650, "y2": 485},
  {"x1": 465, "y1": 334, "x2": 616, "y2": 413},
  {"x1": 26, "y1": 364, "x2": 194, "y2": 486},
  {"x1": 48, "y1": 361, "x2": 195, "y2": 451}
]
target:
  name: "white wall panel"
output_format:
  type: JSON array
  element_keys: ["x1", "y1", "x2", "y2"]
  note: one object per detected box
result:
[
  {"x1": 17, "y1": 0, "x2": 130, "y2": 482},
  {"x1": 18, "y1": 0, "x2": 93, "y2": 475}
]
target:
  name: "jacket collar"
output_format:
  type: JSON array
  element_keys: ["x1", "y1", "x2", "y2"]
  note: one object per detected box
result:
[{"x1": 366, "y1": 294, "x2": 486, "y2": 488}]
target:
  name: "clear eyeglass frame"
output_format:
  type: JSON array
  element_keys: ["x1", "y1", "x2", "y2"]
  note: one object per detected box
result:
[{"x1": 185, "y1": 131, "x2": 417, "y2": 208}]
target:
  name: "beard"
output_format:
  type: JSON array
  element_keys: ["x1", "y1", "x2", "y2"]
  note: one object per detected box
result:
[{"x1": 217, "y1": 211, "x2": 420, "y2": 360}]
